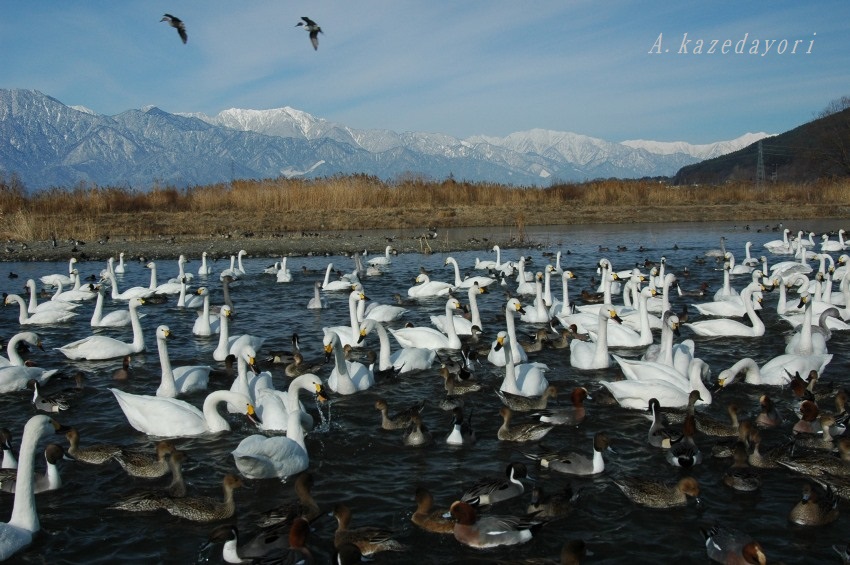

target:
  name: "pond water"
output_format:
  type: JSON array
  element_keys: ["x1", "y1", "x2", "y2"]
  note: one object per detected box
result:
[{"x1": 1, "y1": 219, "x2": 848, "y2": 563}]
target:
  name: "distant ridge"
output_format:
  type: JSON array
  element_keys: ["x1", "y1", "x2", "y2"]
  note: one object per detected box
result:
[{"x1": 0, "y1": 88, "x2": 769, "y2": 191}]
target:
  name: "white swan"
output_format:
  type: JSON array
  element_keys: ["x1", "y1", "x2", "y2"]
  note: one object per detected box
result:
[
  {"x1": 114, "y1": 252, "x2": 126, "y2": 274},
  {"x1": 4, "y1": 294, "x2": 77, "y2": 325},
  {"x1": 146, "y1": 262, "x2": 182, "y2": 295},
  {"x1": 192, "y1": 288, "x2": 220, "y2": 336},
  {"x1": 600, "y1": 359, "x2": 711, "y2": 410},
  {"x1": 227, "y1": 344, "x2": 273, "y2": 413},
  {"x1": 50, "y1": 272, "x2": 97, "y2": 302},
  {"x1": 56, "y1": 298, "x2": 145, "y2": 361},
  {"x1": 586, "y1": 286, "x2": 653, "y2": 348},
  {"x1": 275, "y1": 257, "x2": 293, "y2": 283},
  {"x1": 89, "y1": 285, "x2": 138, "y2": 328},
  {"x1": 445, "y1": 256, "x2": 495, "y2": 288},
  {"x1": 407, "y1": 273, "x2": 454, "y2": 298},
  {"x1": 359, "y1": 318, "x2": 435, "y2": 374},
  {"x1": 763, "y1": 228, "x2": 793, "y2": 254},
  {"x1": 367, "y1": 245, "x2": 394, "y2": 267},
  {"x1": 323, "y1": 290, "x2": 367, "y2": 347},
  {"x1": 103, "y1": 272, "x2": 155, "y2": 301},
  {"x1": 487, "y1": 298, "x2": 528, "y2": 366},
  {"x1": 24, "y1": 279, "x2": 78, "y2": 315},
  {"x1": 231, "y1": 374, "x2": 327, "y2": 480},
  {"x1": 321, "y1": 263, "x2": 352, "y2": 292},
  {"x1": 726, "y1": 251, "x2": 753, "y2": 276},
  {"x1": 307, "y1": 281, "x2": 328, "y2": 309},
  {"x1": 612, "y1": 351, "x2": 712, "y2": 402},
  {"x1": 821, "y1": 230, "x2": 846, "y2": 252},
  {"x1": 685, "y1": 282, "x2": 765, "y2": 337},
  {"x1": 570, "y1": 308, "x2": 621, "y2": 370},
  {"x1": 716, "y1": 355, "x2": 832, "y2": 387},
  {"x1": 197, "y1": 251, "x2": 213, "y2": 275},
  {"x1": 39, "y1": 257, "x2": 76, "y2": 287},
  {"x1": 390, "y1": 297, "x2": 464, "y2": 351},
  {"x1": 520, "y1": 273, "x2": 551, "y2": 324},
  {"x1": 111, "y1": 388, "x2": 256, "y2": 437},
  {"x1": 0, "y1": 333, "x2": 59, "y2": 393},
  {"x1": 177, "y1": 278, "x2": 204, "y2": 309},
  {"x1": 359, "y1": 294, "x2": 407, "y2": 323},
  {"x1": 0, "y1": 332, "x2": 50, "y2": 369},
  {"x1": 167, "y1": 255, "x2": 193, "y2": 284},
  {"x1": 514, "y1": 257, "x2": 536, "y2": 295},
  {"x1": 431, "y1": 282, "x2": 485, "y2": 335},
  {"x1": 323, "y1": 331, "x2": 374, "y2": 394},
  {"x1": 784, "y1": 291, "x2": 827, "y2": 355},
  {"x1": 0, "y1": 415, "x2": 60, "y2": 560},
  {"x1": 548, "y1": 270, "x2": 576, "y2": 318},
  {"x1": 212, "y1": 305, "x2": 265, "y2": 361},
  {"x1": 154, "y1": 326, "x2": 211, "y2": 398},
  {"x1": 496, "y1": 331, "x2": 549, "y2": 397}
]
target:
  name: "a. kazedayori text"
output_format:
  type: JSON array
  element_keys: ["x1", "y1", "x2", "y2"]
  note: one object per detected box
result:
[{"x1": 648, "y1": 32, "x2": 815, "y2": 56}]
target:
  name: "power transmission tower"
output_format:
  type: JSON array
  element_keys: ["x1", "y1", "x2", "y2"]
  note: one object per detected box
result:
[{"x1": 756, "y1": 140, "x2": 765, "y2": 188}]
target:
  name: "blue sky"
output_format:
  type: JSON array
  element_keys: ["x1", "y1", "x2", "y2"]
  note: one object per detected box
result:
[{"x1": 2, "y1": 1, "x2": 847, "y2": 143}]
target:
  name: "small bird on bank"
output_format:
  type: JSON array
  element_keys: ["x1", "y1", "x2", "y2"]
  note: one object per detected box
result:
[
  {"x1": 161, "y1": 14, "x2": 188, "y2": 44},
  {"x1": 296, "y1": 16, "x2": 322, "y2": 50}
]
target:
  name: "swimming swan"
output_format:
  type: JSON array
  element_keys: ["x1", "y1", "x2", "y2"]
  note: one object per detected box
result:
[
  {"x1": 389, "y1": 297, "x2": 464, "y2": 351},
  {"x1": 685, "y1": 282, "x2": 765, "y2": 338},
  {"x1": 496, "y1": 331, "x2": 549, "y2": 397},
  {"x1": 56, "y1": 298, "x2": 145, "y2": 361},
  {"x1": 323, "y1": 331, "x2": 374, "y2": 394},
  {"x1": 487, "y1": 298, "x2": 528, "y2": 366},
  {"x1": 4, "y1": 294, "x2": 77, "y2": 325},
  {"x1": 154, "y1": 325, "x2": 211, "y2": 398},
  {"x1": 570, "y1": 308, "x2": 622, "y2": 370},
  {"x1": 358, "y1": 318, "x2": 436, "y2": 374}
]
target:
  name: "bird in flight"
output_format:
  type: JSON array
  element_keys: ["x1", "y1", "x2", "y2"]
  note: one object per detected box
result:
[
  {"x1": 161, "y1": 14, "x2": 188, "y2": 44},
  {"x1": 296, "y1": 16, "x2": 322, "y2": 50}
]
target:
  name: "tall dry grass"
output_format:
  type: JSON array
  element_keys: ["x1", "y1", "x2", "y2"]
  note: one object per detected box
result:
[{"x1": 1, "y1": 174, "x2": 849, "y2": 240}]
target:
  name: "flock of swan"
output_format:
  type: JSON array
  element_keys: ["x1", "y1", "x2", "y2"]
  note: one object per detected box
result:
[{"x1": 1, "y1": 227, "x2": 850, "y2": 561}]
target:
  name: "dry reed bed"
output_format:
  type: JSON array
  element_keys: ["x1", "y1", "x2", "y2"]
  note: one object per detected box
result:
[{"x1": 1, "y1": 175, "x2": 849, "y2": 241}]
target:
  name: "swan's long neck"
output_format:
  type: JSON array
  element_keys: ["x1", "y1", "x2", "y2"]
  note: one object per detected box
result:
[
  {"x1": 561, "y1": 274, "x2": 571, "y2": 311},
  {"x1": 543, "y1": 269, "x2": 553, "y2": 307},
  {"x1": 10, "y1": 295, "x2": 28, "y2": 324},
  {"x1": 203, "y1": 391, "x2": 241, "y2": 433},
  {"x1": 661, "y1": 275, "x2": 673, "y2": 312},
  {"x1": 200, "y1": 254, "x2": 208, "y2": 272},
  {"x1": 26, "y1": 281, "x2": 38, "y2": 314},
  {"x1": 502, "y1": 338, "x2": 520, "y2": 394},
  {"x1": 313, "y1": 283, "x2": 321, "y2": 303},
  {"x1": 443, "y1": 301, "x2": 460, "y2": 348},
  {"x1": 108, "y1": 275, "x2": 120, "y2": 300},
  {"x1": 637, "y1": 291, "x2": 651, "y2": 344},
  {"x1": 373, "y1": 323, "x2": 393, "y2": 371},
  {"x1": 322, "y1": 264, "x2": 333, "y2": 287},
  {"x1": 449, "y1": 259, "x2": 462, "y2": 286},
  {"x1": 201, "y1": 294, "x2": 210, "y2": 321},
  {"x1": 734, "y1": 358, "x2": 761, "y2": 384},
  {"x1": 156, "y1": 336, "x2": 176, "y2": 397},
  {"x1": 286, "y1": 378, "x2": 313, "y2": 450},
  {"x1": 348, "y1": 293, "x2": 360, "y2": 340},
  {"x1": 91, "y1": 290, "x2": 105, "y2": 324},
  {"x1": 494, "y1": 246, "x2": 502, "y2": 268},
  {"x1": 798, "y1": 297, "x2": 814, "y2": 355},
  {"x1": 332, "y1": 339, "x2": 351, "y2": 381},
  {"x1": 177, "y1": 281, "x2": 187, "y2": 307},
  {"x1": 689, "y1": 361, "x2": 711, "y2": 403},
  {"x1": 10, "y1": 415, "x2": 51, "y2": 532},
  {"x1": 594, "y1": 310, "x2": 609, "y2": 367},
  {"x1": 776, "y1": 280, "x2": 788, "y2": 315},
  {"x1": 659, "y1": 316, "x2": 675, "y2": 367},
  {"x1": 148, "y1": 265, "x2": 158, "y2": 290},
  {"x1": 505, "y1": 308, "x2": 521, "y2": 361},
  {"x1": 8, "y1": 334, "x2": 29, "y2": 366},
  {"x1": 217, "y1": 312, "x2": 231, "y2": 353},
  {"x1": 742, "y1": 284, "x2": 764, "y2": 335},
  {"x1": 467, "y1": 287, "x2": 482, "y2": 329},
  {"x1": 129, "y1": 302, "x2": 144, "y2": 349},
  {"x1": 237, "y1": 253, "x2": 246, "y2": 273}
]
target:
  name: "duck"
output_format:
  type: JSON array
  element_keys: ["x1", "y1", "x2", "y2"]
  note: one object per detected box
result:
[
  {"x1": 27, "y1": 380, "x2": 69, "y2": 413},
  {"x1": 411, "y1": 487, "x2": 454, "y2": 534},
  {"x1": 161, "y1": 474, "x2": 243, "y2": 523},
  {"x1": 208, "y1": 518, "x2": 312, "y2": 564},
  {"x1": 570, "y1": 308, "x2": 622, "y2": 370},
  {"x1": 665, "y1": 413, "x2": 702, "y2": 468},
  {"x1": 0, "y1": 415, "x2": 64, "y2": 560},
  {"x1": 611, "y1": 476, "x2": 700, "y2": 508},
  {"x1": 460, "y1": 461, "x2": 528, "y2": 506},
  {"x1": 406, "y1": 273, "x2": 454, "y2": 298},
  {"x1": 331, "y1": 503, "x2": 407, "y2": 556},
  {"x1": 498, "y1": 406, "x2": 554, "y2": 442},
  {"x1": 445, "y1": 406, "x2": 476, "y2": 446},
  {"x1": 449, "y1": 501, "x2": 547, "y2": 549},
  {"x1": 375, "y1": 398, "x2": 425, "y2": 430},
  {"x1": 702, "y1": 525, "x2": 768, "y2": 565},
  {"x1": 532, "y1": 387, "x2": 589, "y2": 425},
  {"x1": 256, "y1": 472, "x2": 321, "y2": 528},
  {"x1": 161, "y1": 13, "x2": 187, "y2": 43},
  {"x1": 777, "y1": 437, "x2": 850, "y2": 478},
  {"x1": 723, "y1": 442, "x2": 762, "y2": 492},
  {"x1": 112, "y1": 440, "x2": 176, "y2": 477},
  {"x1": 496, "y1": 385, "x2": 559, "y2": 413},
  {"x1": 788, "y1": 483, "x2": 839, "y2": 526},
  {"x1": 0, "y1": 443, "x2": 66, "y2": 494},
  {"x1": 296, "y1": 16, "x2": 322, "y2": 50},
  {"x1": 495, "y1": 331, "x2": 549, "y2": 397},
  {"x1": 324, "y1": 331, "x2": 374, "y2": 394},
  {"x1": 110, "y1": 388, "x2": 257, "y2": 437},
  {"x1": 647, "y1": 398, "x2": 676, "y2": 448},
  {"x1": 56, "y1": 298, "x2": 145, "y2": 360},
  {"x1": 526, "y1": 484, "x2": 578, "y2": 520},
  {"x1": 65, "y1": 428, "x2": 121, "y2": 465},
  {"x1": 440, "y1": 366, "x2": 481, "y2": 396},
  {"x1": 154, "y1": 326, "x2": 211, "y2": 398},
  {"x1": 402, "y1": 413, "x2": 433, "y2": 447},
  {"x1": 389, "y1": 297, "x2": 464, "y2": 350},
  {"x1": 521, "y1": 432, "x2": 611, "y2": 476},
  {"x1": 358, "y1": 318, "x2": 435, "y2": 373},
  {"x1": 108, "y1": 450, "x2": 187, "y2": 512},
  {"x1": 112, "y1": 355, "x2": 132, "y2": 381},
  {"x1": 4, "y1": 293, "x2": 77, "y2": 325},
  {"x1": 231, "y1": 374, "x2": 327, "y2": 480}
]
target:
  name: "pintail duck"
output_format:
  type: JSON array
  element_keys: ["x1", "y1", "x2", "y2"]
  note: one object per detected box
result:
[
  {"x1": 522, "y1": 432, "x2": 611, "y2": 476},
  {"x1": 723, "y1": 442, "x2": 762, "y2": 492},
  {"x1": 440, "y1": 366, "x2": 481, "y2": 395},
  {"x1": 612, "y1": 476, "x2": 700, "y2": 508},
  {"x1": 788, "y1": 482, "x2": 839, "y2": 526},
  {"x1": 777, "y1": 437, "x2": 850, "y2": 477},
  {"x1": 331, "y1": 503, "x2": 407, "y2": 556},
  {"x1": 285, "y1": 352, "x2": 325, "y2": 378},
  {"x1": 160, "y1": 14, "x2": 187, "y2": 44},
  {"x1": 0, "y1": 444, "x2": 66, "y2": 494},
  {"x1": 64, "y1": 428, "x2": 120, "y2": 465},
  {"x1": 496, "y1": 385, "x2": 558, "y2": 412},
  {"x1": 532, "y1": 387, "x2": 589, "y2": 425},
  {"x1": 402, "y1": 413, "x2": 432, "y2": 447},
  {"x1": 666, "y1": 413, "x2": 702, "y2": 468},
  {"x1": 498, "y1": 407, "x2": 553, "y2": 442},
  {"x1": 695, "y1": 403, "x2": 740, "y2": 437},
  {"x1": 108, "y1": 450, "x2": 187, "y2": 512},
  {"x1": 375, "y1": 397, "x2": 425, "y2": 430},
  {"x1": 647, "y1": 398, "x2": 677, "y2": 449},
  {"x1": 112, "y1": 440, "x2": 176, "y2": 478},
  {"x1": 460, "y1": 461, "x2": 528, "y2": 506},
  {"x1": 449, "y1": 500, "x2": 547, "y2": 549},
  {"x1": 702, "y1": 525, "x2": 767, "y2": 565},
  {"x1": 27, "y1": 380, "x2": 69, "y2": 413},
  {"x1": 162, "y1": 473, "x2": 242, "y2": 523},
  {"x1": 445, "y1": 406, "x2": 475, "y2": 446},
  {"x1": 209, "y1": 516, "x2": 312, "y2": 564},
  {"x1": 257, "y1": 472, "x2": 321, "y2": 528},
  {"x1": 411, "y1": 487, "x2": 454, "y2": 534},
  {"x1": 747, "y1": 430, "x2": 792, "y2": 469},
  {"x1": 526, "y1": 483, "x2": 578, "y2": 519},
  {"x1": 519, "y1": 327, "x2": 551, "y2": 353},
  {"x1": 296, "y1": 17, "x2": 323, "y2": 51}
]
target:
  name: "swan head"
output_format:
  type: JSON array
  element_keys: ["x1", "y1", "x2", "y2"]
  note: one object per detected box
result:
[
  {"x1": 507, "y1": 298, "x2": 525, "y2": 314},
  {"x1": 146, "y1": 262, "x2": 156, "y2": 269},
  {"x1": 246, "y1": 403, "x2": 262, "y2": 427},
  {"x1": 606, "y1": 309, "x2": 623, "y2": 324},
  {"x1": 157, "y1": 325, "x2": 171, "y2": 340},
  {"x1": 493, "y1": 330, "x2": 509, "y2": 351}
]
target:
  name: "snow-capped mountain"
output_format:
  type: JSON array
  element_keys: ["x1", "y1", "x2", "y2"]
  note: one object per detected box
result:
[{"x1": 0, "y1": 89, "x2": 771, "y2": 191}]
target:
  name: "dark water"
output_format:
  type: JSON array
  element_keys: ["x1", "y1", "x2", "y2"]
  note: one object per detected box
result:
[{"x1": 1, "y1": 220, "x2": 849, "y2": 564}]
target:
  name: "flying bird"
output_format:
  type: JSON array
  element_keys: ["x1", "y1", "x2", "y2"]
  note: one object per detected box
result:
[
  {"x1": 296, "y1": 16, "x2": 322, "y2": 50},
  {"x1": 161, "y1": 14, "x2": 188, "y2": 44}
]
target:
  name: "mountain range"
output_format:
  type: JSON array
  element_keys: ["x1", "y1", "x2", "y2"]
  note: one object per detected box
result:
[{"x1": 0, "y1": 88, "x2": 771, "y2": 191}]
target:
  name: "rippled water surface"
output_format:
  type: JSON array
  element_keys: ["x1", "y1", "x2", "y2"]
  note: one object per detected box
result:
[{"x1": 2, "y1": 220, "x2": 849, "y2": 563}]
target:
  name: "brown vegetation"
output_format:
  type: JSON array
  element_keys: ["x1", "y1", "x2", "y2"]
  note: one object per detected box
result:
[{"x1": 1, "y1": 174, "x2": 849, "y2": 243}]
